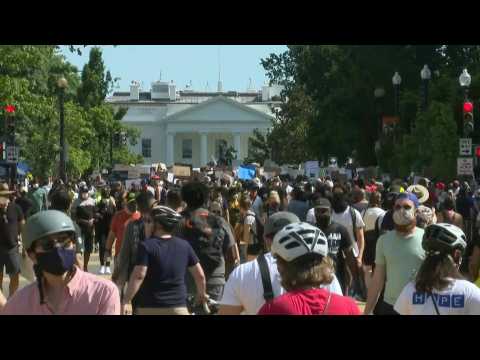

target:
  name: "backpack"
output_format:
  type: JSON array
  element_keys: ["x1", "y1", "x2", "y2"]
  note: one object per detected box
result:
[
  {"x1": 180, "y1": 209, "x2": 225, "y2": 275},
  {"x1": 246, "y1": 210, "x2": 264, "y2": 250}
]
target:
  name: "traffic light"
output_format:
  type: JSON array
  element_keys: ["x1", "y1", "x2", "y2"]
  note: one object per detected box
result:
[
  {"x1": 120, "y1": 131, "x2": 127, "y2": 146},
  {"x1": 463, "y1": 101, "x2": 474, "y2": 136},
  {"x1": 476, "y1": 145, "x2": 480, "y2": 158}
]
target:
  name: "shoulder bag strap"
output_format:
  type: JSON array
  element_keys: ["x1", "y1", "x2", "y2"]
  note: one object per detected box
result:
[
  {"x1": 350, "y1": 207, "x2": 358, "y2": 243},
  {"x1": 257, "y1": 253, "x2": 274, "y2": 301},
  {"x1": 428, "y1": 291, "x2": 441, "y2": 315}
]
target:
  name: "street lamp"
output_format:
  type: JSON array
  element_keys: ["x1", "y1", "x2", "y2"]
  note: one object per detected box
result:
[
  {"x1": 374, "y1": 87, "x2": 385, "y2": 139},
  {"x1": 459, "y1": 68, "x2": 471, "y2": 101},
  {"x1": 392, "y1": 72, "x2": 402, "y2": 116},
  {"x1": 420, "y1": 64, "x2": 431, "y2": 112},
  {"x1": 57, "y1": 76, "x2": 68, "y2": 183}
]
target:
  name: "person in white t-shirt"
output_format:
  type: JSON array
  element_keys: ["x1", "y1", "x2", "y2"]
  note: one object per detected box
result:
[
  {"x1": 362, "y1": 192, "x2": 385, "y2": 291},
  {"x1": 218, "y1": 211, "x2": 343, "y2": 315},
  {"x1": 394, "y1": 223, "x2": 480, "y2": 315}
]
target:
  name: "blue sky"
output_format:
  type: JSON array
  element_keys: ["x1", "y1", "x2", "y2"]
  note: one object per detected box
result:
[{"x1": 61, "y1": 45, "x2": 288, "y2": 93}]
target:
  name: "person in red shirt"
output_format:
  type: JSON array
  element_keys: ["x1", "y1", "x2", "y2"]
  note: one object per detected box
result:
[
  {"x1": 258, "y1": 222, "x2": 361, "y2": 315},
  {"x1": 105, "y1": 193, "x2": 141, "y2": 268}
]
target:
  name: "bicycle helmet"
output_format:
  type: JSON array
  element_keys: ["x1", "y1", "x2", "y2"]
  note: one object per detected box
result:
[
  {"x1": 422, "y1": 223, "x2": 467, "y2": 255},
  {"x1": 272, "y1": 222, "x2": 328, "y2": 262},
  {"x1": 151, "y1": 205, "x2": 182, "y2": 228},
  {"x1": 23, "y1": 210, "x2": 77, "y2": 250}
]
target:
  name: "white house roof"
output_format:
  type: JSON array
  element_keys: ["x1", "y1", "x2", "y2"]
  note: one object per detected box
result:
[{"x1": 122, "y1": 96, "x2": 275, "y2": 124}]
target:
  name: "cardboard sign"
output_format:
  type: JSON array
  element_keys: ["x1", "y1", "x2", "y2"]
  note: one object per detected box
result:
[
  {"x1": 173, "y1": 164, "x2": 191, "y2": 178},
  {"x1": 125, "y1": 179, "x2": 141, "y2": 190}
]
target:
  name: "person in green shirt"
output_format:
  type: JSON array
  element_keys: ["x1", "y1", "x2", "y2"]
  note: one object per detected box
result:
[{"x1": 364, "y1": 192, "x2": 426, "y2": 315}]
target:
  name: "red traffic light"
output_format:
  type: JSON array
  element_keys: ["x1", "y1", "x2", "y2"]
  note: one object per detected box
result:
[
  {"x1": 476, "y1": 146, "x2": 480, "y2": 157},
  {"x1": 463, "y1": 101, "x2": 473, "y2": 113},
  {"x1": 5, "y1": 105, "x2": 15, "y2": 113}
]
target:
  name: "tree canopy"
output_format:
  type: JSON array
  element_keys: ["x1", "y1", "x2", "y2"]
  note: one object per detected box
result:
[{"x1": 0, "y1": 45, "x2": 142, "y2": 180}]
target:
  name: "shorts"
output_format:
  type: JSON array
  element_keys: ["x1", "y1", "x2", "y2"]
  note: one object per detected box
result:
[
  {"x1": 363, "y1": 231, "x2": 378, "y2": 266},
  {"x1": 135, "y1": 307, "x2": 190, "y2": 315},
  {"x1": 82, "y1": 230, "x2": 94, "y2": 254},
  {"x1": 0, "y1": 247, "x2": 21, "y2": 276}
]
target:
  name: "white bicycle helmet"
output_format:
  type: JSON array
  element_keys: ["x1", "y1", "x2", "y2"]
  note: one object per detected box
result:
[
  {"x1": 422, "y1": 223, "x2": 467, "y2": 254},
  {"x1": 272, "y1": 222, "x2": 328, "y2": 262}
]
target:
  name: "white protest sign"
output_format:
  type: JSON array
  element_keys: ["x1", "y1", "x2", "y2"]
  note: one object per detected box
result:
[
  {"x1": 304, "y1": 161, "x2": 319, "y2": 178},
  {"x1": 457, "y1": 158, "x2": 474, "y2": 175},
  {"x1": 167, "y1": 173, "x2": 175, "y2": 183}
]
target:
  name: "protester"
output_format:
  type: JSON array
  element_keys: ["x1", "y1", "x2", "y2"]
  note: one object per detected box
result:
[
  {"x1": 122, "y1": 205, "x2": 207, "y2": 315},
  {"x1": 437, "y1": 197, "x2": 464, "y2": 230},
  {"x1": 394, "y1": 223, "x2": 480, "y2": 315},
  {"x1": 364, "y1": 193, "x2": 426, "y2": 315},
  {"x1": 175, "y1": 181, "x2": 238, "y2": 303},
  {"x1": 257, "y1": 222, "x2": 360, "y2": 315},
  {"x1": 287, "y1": 186, "x2": 309, "y2": 221},
  {"x1": 94, "y1": 187, "x2": 116, "y2": 274},
  {"x1": 71, "y1": 186, "x2": 97, "y2": 272},
  {"x1": 2, "y1": 210, "x2": 120, "y2": 315},
  {"x1": 0, "y1": 183, "x2": 24, "y2": 298}
]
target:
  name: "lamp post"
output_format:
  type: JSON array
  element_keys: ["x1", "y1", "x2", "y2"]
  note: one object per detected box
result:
[
  {"x1": 57, "y1": 76, "x2": 68, "y2": 183},
  {"x1": 420, "y1": 64, "x2": 431, "y2": 111},
  {"x1": 459, "y1": 68, "x2": 471, "y2": 101},
  {"x1": 392, "y1": 72, "x2": 402, "y2": 143},
  {"x1": 374, "y1": 87, "x2": 385, "y2": 139}
]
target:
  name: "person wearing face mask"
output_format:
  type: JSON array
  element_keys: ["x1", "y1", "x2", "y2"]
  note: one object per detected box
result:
[
  {"x1": 71, "y1": 186, "x2": 97, "y2": 272},
  {"x1": 1, "y1": 210, "x2": 120, "y2": 315},
  {"x1": 394, "y1": 223, "x2": 480, "y2": 315},
  {"x1": 327, "y1": 184, "x2": 366, "y2": 299},
  {"x1": 312, "y1": 197, "x2": 354, "y2": 294},
  {"x1": 363, "y1": 193, "x2": 426, "y2": 315}
]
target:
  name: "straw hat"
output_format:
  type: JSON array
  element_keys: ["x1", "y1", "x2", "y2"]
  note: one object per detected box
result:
[{"x1": 406, "y1": 184, "x2": 429, "y2": 204}]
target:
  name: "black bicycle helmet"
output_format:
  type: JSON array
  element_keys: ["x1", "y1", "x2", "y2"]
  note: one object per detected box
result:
[
  {"x1": 422, "y1": 223, "x2": 467, "y2": 255},
  {"x1": 151, "y1": 205, "x2": 182, "y2": 228}
]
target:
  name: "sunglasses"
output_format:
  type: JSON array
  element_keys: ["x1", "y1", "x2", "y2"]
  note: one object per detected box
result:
[
  {"x1": 394, "y1": 204, "x2": 413, "y2": 211},
  {"x1": 36, "y1": 234, "x2": 73, "y2": 251}
]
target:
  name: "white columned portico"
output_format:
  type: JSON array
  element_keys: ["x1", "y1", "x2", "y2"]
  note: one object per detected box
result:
[
  {"x1": 166, "y1": 132, "x2": 174, "y2": 165},
  {"x1": 200, "y1": 132, "x2": 208, "y2": 166},
  {"x1": 233, "y1": 132, "x2": 242, "y2": 159}
]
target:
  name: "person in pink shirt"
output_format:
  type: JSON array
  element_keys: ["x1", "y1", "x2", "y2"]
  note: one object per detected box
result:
[{"x1": 1, "y1": 210, "x2": 120, "y2": 315}]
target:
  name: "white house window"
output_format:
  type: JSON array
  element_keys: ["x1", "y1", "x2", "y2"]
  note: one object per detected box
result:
[
  {"x1": 182, "y1": 139, "x2": 192, "y2": 159},
  {"x1": 142, "y1": 138, "x2": 151, "y2": 158}
]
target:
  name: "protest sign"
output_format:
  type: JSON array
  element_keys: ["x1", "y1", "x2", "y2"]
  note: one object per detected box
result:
[
  {"x1": 305, "y1": 161, "x2": 319, "y2": 178},
  {"x1": 238, "y1": 165, "x2": 256, "y2": 180},
  {"x1": 172, "y1": 164, "x2": 191, "y2": 178}
]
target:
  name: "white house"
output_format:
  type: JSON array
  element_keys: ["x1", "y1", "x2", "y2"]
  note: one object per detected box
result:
[{"x1": 106, "y1": 81, "x2": 283, "y2": 168}]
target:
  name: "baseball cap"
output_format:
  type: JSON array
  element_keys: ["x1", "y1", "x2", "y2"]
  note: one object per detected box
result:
[
  {"x1": 313, "y1": 197, "x2": 331, "y2": 209},
  {"x1": 396, "y1": 192, "x2": 420, "y2": 208},
  {"x1": 264, "y1": 211, "x2": 300, "y2": 238}
]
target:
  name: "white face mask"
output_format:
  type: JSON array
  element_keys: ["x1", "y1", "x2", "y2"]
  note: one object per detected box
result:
[{"x1": 393, "y1": 208, "x2": 416, "y2": 226}]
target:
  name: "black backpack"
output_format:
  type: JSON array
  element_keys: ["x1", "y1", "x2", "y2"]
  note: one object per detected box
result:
[{"x1": 180, "y1": 209, "x2": 225, "y2": 275}]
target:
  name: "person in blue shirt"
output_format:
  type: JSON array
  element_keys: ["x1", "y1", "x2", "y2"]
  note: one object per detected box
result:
[{"x1": 122, "y1": 204, "x2": 208, "y2": 315}]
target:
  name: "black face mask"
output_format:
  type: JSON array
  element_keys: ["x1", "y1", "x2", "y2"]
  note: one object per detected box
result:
[
  {"x1": 36, "y1": 247, "x2": 76, "y2": 276},
  {"x1": 332, "y1": 193, "x2": 348, "y2": 213}
]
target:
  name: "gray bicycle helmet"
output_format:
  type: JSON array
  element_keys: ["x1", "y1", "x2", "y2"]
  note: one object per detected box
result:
[
  {"x1": 23, "y1": 210, "x2": 77, "y2": 250},
  {"x1": 151, "y1": 205, "x2": 182, "y2": 228},
  {"x1": 422, "y1": 223, "x2": 467, "y2": 255}
]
